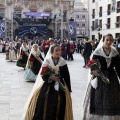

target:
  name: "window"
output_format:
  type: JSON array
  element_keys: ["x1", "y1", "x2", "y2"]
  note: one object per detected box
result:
[
  {"x1": 116, "y1": 33, "x2": 120, "y2": 38},
  {"x1": 63, "y1": 12, "x2": 67, "y2": 22},
  {"x1": 77, "y1": 23, "x2": 80, "y2": 27},
  {"x1": 99, "y1": 7, "x2": 102, "y2": 17},
  {"x1": 107, "y1": 4, "x2": 111, "y2": 15},
  {"x1": 82, "y1": 23, "x2": 85, "y2": 27},
  {"x1": 99, "y1": 19, "x2": 102, "y2": 29},
  {"x1": 92, "y1": 35, "x2": 95, "y2": 40},
  {"x1": 91, "y1": 21, "x2": 95, "y2": 31},
  {"x1": 117, "y1": 1, "x2": 120, "y2": 13},
  {"x1": 106, "y1": 18, "x2": 111, "y2": 29},
  {"x1": 82, "y1": 15, "x2": 85, "y2": 19},
  {"x1": 92, "y1": 9, "x2": 95, "y2": 19},
  {"x1": 76, "y1": 15, "x2": 79, "y2": 19},
  {"x1": 116, "y1": 16, "x2": 120, "y2": 28}
]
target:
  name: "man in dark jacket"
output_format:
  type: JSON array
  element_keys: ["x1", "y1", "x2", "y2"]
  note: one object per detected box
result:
[
  {"x1": 82, "y1": 37, "x2": 92, "y2": 68},
  {"x1": 66, "y1": 40, "x2": 70, "y2": 61}
]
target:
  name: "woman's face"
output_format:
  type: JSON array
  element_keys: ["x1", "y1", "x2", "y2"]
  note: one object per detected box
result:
[
  {"x1": 23, "y1": 43, "x2": 26, "y2": 47},
  {"x1": 33, "y1": 45, "x2": 38, "y2": 51},
  {"x1": 52, "y1": 46, "x2": 61, "y2": 58},
  {"x1": 103, "y1": 36, "x2": 113, "y2": 48}
]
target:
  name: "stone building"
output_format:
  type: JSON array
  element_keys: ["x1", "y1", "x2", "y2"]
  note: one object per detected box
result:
[
  {"x1": 0, "y1": 0, "x2": 74, "y2": 40},
  {"x1": 87, "y1": 0, "x2": 120, "y2": 40},
  {"x1": 74, "y1": 0, "x2": 88, "y2": 39}
]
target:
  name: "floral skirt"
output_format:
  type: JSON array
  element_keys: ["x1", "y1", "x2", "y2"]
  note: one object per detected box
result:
[{"x1": 24, "y1": 67, "x2": 37, "y2": 81}]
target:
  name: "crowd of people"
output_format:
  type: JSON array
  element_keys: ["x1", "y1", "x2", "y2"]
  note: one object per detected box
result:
[{"x1": 1, "y1": 35, "x2": 120, "y2": 120}]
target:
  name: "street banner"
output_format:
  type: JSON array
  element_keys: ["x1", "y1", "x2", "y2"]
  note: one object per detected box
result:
[
  {"x1": 0, "y1": 19, "x2": 5, "y2": 38},
  {"x1": 23, "y1": 12, "x2": 52, "y2": 18},
  {"x1": 69, "y1": 21, "x2": 77, "y2": 39}
]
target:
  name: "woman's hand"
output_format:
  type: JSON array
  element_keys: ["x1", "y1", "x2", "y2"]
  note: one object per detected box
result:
[
  {"x1": 49, "y1": 74, "x2": 59, "y2": 81},
  {"x1": 91, "y1": 70, "x2": 100, "y2": 76}
]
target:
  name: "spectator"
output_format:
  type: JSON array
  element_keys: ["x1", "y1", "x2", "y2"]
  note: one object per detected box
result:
[{"x1": 82, "y1": 37, "x2": 92, "y2": 68}]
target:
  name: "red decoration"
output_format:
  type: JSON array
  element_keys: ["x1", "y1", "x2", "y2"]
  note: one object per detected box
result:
[
  {"x1": 29, "y1": 58, "x2": 34, "y2": 61},
  {"x1": 20, "y1": 52, "x2": 24, "y2": 55},
  {"x1": 40, "y1": 66, "x2": 49, "y2": 75},
  {"x1": 6, "y1": 50, "x2": 9, "y2": 53},
  {"x1": 86, "y1": 59, "x2": 97, "y2": 67}
]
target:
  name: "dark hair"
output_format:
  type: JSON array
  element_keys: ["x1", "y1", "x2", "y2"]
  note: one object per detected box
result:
[
  {"x1": 51, "y1": 44, "x2": 60, "y2": 53},
  {"x1": 84, "y1": 37, "x2": 89, "y2": 41},
  {"x1": 103, "y1": 34, "x2": 113, "y2": 42}
]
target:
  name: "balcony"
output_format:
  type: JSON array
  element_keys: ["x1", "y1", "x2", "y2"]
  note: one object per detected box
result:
[
  {"x1": 99, "y1": 12, "x2": 102, "y2": 17},
  {"x1": 106, "y1": 23, "x2": 110, "y2": 29},
  {"x1": 115, "y1": 22, "x2": 120, "y2": 28},
  {"x1": 97, "y1": 25, "x2": 102, "y2": 30},
  {"x1": 117, "y1": 7, "x2": 120, "y2": 13},
  {"x1": 107, "y1": 10, "x2": 111, "y2": 15},
  {"x1": 92, "y1": 14, "x2": 95, "y2": 19}
]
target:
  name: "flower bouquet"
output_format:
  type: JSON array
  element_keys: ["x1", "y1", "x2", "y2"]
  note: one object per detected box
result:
[
  {"x1": 6, "y1": 50, "x2": 9, "y2": 55},
  {"x1": 6, "y1": 50, "x2": 9, "y2": 60},
  {"x1": 28, "y1": 58, "x2": 34, "y2": 68},
  {"x1": 18, "y1": 52, "x2": 24, "y2": 60},
  {"x1": 40, "y1": 65, "x2": 66, "y2": 91},
  {"x1": 86, "y1": 59, "x2": 110, "y2": 85}
]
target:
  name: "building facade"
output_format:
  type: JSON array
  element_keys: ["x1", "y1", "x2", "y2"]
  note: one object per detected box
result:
[
  {"x1": 88, "y1": 0, "x2": 120, "y2": 40},
  {"x1": 74, "y1": 0, "x2": 88, "y2": 39},
  {"x1": 0, "y1": 0, "x2": 74, "y2": 40}
]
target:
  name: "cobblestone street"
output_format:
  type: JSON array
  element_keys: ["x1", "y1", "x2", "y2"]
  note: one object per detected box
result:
[{"x1": 0, "y1": 53, "x2": 88, "y2": 120}]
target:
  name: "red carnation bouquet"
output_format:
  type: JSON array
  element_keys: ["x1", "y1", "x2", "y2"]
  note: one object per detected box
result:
[
  {"x1": 6, "y1": 50, "x2": 9, "y2": 60},
  {"x1": 6, "y1": 50, "x2": 9, "y2": 54},
  {"x1": 28, "y1": 57, "x2": 34, "y2": 68},
  {"x1": 20, "y1": 52, "x2": 24, "y2": 56},
  {"x1": 18, "y1": 52, "x2": 24, "y2": 60},
  {"x1": 86, "y1": 59, "x2": 110, "y2": 85},
  {"x1": 29, "y1": 58, "x2": 34, "y2": 61},
  {"x1": 40, "y1": 65, "x2": 66, "y2": 91}
]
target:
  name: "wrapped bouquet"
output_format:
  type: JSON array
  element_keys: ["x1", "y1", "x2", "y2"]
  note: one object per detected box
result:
[
  {"x1": 40, "y1": 65, "x2": 66, "y2": 91},
  {"x1": 87, "y1": 59, "x2": 110, "y2": 85}
]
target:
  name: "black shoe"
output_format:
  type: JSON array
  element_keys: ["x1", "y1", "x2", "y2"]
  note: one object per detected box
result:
[{"x1": 83, "y1": 65, "x2": 86, "y2": 68}]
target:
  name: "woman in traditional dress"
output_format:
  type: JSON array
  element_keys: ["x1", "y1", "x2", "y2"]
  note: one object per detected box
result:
[
  {"x1": 6, "y1": 42, "x2": 17, "y2": 61},
  {"x1": 22, "y1": 44, "x2": 73, "y2": 120},
  {"x1": 28, "y1": 41, "x2": 32, "y2": 52},
  {"x1": 82, "y1": 34, "x2": 120, "y2": 120},
  {"x1": 61, "y1": 40, "x2": 67, "y2": 60},
  {"x1": 16, "y1": 42, "x2": 29, "y2": 69},
  {"x1": 24, "y1": 44, "x2": 44, "y2": 81}
]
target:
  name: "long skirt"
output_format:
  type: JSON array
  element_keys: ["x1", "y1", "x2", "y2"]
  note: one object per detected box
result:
[
  {"x1": 8, "y1": 50, "x2": 17, "y2": 60},
  {"x1": 24, "y1": 67, "x2": 37, "y2": 81},
  {"x1": 90, "y1": 70, "x2": 120, "y2": 119},
  {"x1": 23, "y1": 82, "x2": 73, "y2": 120}
]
